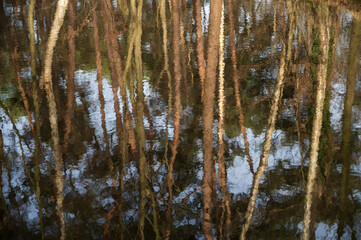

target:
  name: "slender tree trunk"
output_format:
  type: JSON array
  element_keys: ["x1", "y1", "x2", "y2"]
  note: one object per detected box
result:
[
  {"x1": 91, "y1": 0, "x2": 114, "y2": 176},
  {"x1": 101, "y1": 0, "x2": 138, "y2": 153},
  {"x1": 42, "y1": 0, "x2": 69, "y2": 239},
  {"x1": 134, "y1": 9, "x2": 148, "y2": 240},
  {"x1": 227, "y1": 0, "x2": 254, "y2": 174},
  {"x1": 32, "y1": 84, "x2": 45, "y2": 240},
  {"x1": 164, "y1": 0, "x2": 182, "y2": 238},
  {"x1": 29, "y1": 0, "x2": 37, "y2": 81},
  {"x1": 90, "y1": 0, "x2": 126, "y2": 235},
  {"x1": 62, "y1": 0, "x2": 76, "y2": 154},
  {"x1": 159, "y1": 5, "x2": 174, "y2": 236},
  {"x1": 201, "y1": 0, "x2": 222, "y2": 239},
  {"x1": 28, "y1": 0, "x2": 45, "y2": 237},
  {"x1": 320, "y1": 7, "x2": 340, "y2": 191},
  {"x1": 159, "y1": 0, "x2": 173, "y2": 148},
  {"x1": 302, "y1": 4, "x2": 330, "y2": 240},
  {"x1": 216, "y1": 2, "x2": 231, "y2": 239},
  {"x1": 240, "y1": 10, "x2": 292, "y2": 239},
  {"x1": 240, "y1": 44, "x2": 287, "y2": 240},
  {"x1": 194, "y1": 0, "x2": 206, "y2": 100},
  {"x1": 338, "y1": 12, "x2": 361, "y2": 238}
]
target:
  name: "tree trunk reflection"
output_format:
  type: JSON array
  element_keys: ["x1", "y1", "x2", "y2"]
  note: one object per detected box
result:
[
  {"x1": 42, "y1": 0, "x2": 69, "y2": 239},
  {"x1": 28, "y1": 0, "x2": 45, "y2": 237},
  {"x1": 62, "y1": 0, "x2": 76, "y2": 155},
  {"x1": 240, "y1": 0, "x2": 293, "y2": 236},
  {"x1": 165, "y1": 0, "x2": 182, "y2": 237},
  {"x1": 194, "y1": 0, "x2": 206, "y2": 100},
  {"x1": 338, "y1": 12, "x2": 361, "y2": 238},
  {"x1": 302, "y1": 4, "x2": 330, "y2": 240},
  {"x1": 201, "y1": 0, "x2": 222, "y2": 238}
]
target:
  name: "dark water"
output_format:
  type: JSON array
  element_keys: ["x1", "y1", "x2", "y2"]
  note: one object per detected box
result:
[{"x1": 0, "y1": 0, "x2": 361, "y2": 239}]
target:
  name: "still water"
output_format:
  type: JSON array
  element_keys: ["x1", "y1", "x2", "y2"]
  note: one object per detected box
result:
[{"x1": 0, "y1": 0, "x2": 361, "y2": 239}]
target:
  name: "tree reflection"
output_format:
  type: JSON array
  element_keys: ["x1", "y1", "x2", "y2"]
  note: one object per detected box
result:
[
  {"x1": 0, "y1": 0, "x2": 361, "y2": 239},
  {"x1": 165, "y1": 0, "x2": 182, "y2": 238},
  {"x1": 42, "y1": 0, "x2": 69, "y2": 239},
  {"x1": 302, "y1": 4, "x2": 330, "y2": 239},
  {"x1": 201, "y1": 0, "x2": 222, "y2": 238},
  {"x1": 338, "y1": 12, "x2": 361, "y2": 238},
  {"x1": 240, "y1": 0, "x2": 293, "y2": 237}
]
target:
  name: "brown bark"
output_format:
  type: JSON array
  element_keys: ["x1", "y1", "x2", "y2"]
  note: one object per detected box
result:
[
  {"x1": 201, "y1": 0, "x2": 223, "y2": 239},
  {"x1": 165, "y1": 0, "x2": 182, "y2": 238},
  {"x1": 62, "y1": 0, "x2": 76, "y2": 153},
  {"x1": 159, "y1": 5, "x2": 174, "y2": 233},
  {"x1": 194, "y1": 0, "x2": 206, "y2": 100}
]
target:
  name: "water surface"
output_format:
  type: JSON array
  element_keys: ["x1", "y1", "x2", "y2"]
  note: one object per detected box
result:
[{"x1": 0, "y1": 0, "x2": 361, "y2": 239}]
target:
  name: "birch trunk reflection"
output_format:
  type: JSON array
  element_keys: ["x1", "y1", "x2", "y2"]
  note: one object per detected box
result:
[
  {"x1": 240, "y1": 43, "x2": 287, "y2": 240},
  {"x1": 42, "y1": 0, "x2": 69, "y2": 239},
  {"x1": 216, "y1": 2, "x2": 231, "y2": 239},
  {"x1": 240, "y1": 3, "x2": 293, "y2": 236},
  {"x1": 202, "y1": 0, "x2": 222, "y2": 238},
  {"x1": 302, "y1": 4, "x2": 330, "y2": 240}
]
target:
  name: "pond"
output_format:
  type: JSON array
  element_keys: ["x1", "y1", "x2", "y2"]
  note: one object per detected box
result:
[{"x1": 0, "y1": 0, "x2": 361, "y2": 239}]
